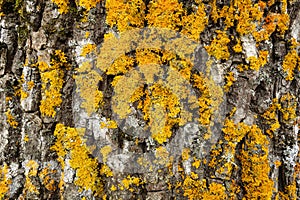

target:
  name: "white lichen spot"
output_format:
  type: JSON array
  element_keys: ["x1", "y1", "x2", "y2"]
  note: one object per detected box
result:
[{"x1": 241, "y1": 34, "x2": 257, "y2": 59}]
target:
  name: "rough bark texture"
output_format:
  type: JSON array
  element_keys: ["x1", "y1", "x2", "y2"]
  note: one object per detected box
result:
[{"x1": 0, "y1": 0, "x2": 300, "y2": 199}]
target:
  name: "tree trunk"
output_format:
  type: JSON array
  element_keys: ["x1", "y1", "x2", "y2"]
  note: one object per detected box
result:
[{"x1": 0, "y1": 0, "x2": 300, "y2": 199}]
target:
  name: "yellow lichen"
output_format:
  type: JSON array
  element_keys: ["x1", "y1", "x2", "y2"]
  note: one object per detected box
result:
[
  {"x1": 192, "y1": 72, "x2": 224, "y2": 128},
  {"x1": 262, "y1": 98, "x2": 281, "y2": 137},
  {"x1": 110, "y1": 185, "x2": 117, "y2": 191},
  {"x1": 282, "y1": 50, "x2": 299, "y2": 81},
  {"x1": 39, "y1": 167, "x2": 57, "y2": 191},
  {"x1": 27, "y1": 81, "x2": 35, "y2": 90},
  {"x1": 224, "y1": 72, "x2": 235, "y2": 92},
  {"x1": 100, "y1": 164, "x2": 113, "y2": 177},
  {"x1": 192, "y1": 158, "x2": 201, "y2": 169},
  {"x1": 38, "y1": 50, "x2": 69, "y2": 118},
  {"x1": 78, "y1": 0, "x2": 101, "y2": 11},
  {"x1": 247, "y1": 50, "x2": 269, "y2": 71},
  {"x1": 182, "y1": 176, "x2": 227, "y2": 200},
  {"x1": 181, "y1": 148, "x2": 190, "y2": 161},
  {"x1": 5, "y1": 109, "x2": 18, "y2": 128},
  {"x1": 100, "y1": 120, "x2": 117, "y2": 129},
  {"x1": 51, "y1": 124, "x2": 103, "y2": 196},
  {"x1": 100, "y1": 145, "x2": 112, "y2": 163},
  {"x1": 233, "y1": 41, "x2": 243, "y2": 53},
  {"x1": 74, "y1": 61, "x2": 103, "y2": 115},
  {"x1": 80, "y1": 43, "x2": 97, "y2": 57},
  {"x1": 0, "y1": 164, "x2": 11, "y2": 199},
  {"x1": 23, "y1": 134, "x2": 29, "y2": 142},
  {"x1": 155, "y1": 146, "x2": 171, "y2": 166},
  {"x1": 146, "y1": 0, "x2": 185, "y2": 31},
  {"x1": 106, "y1": 55, "x2": 135, "y2": 75},
  {"x1": 51, "y1": 0, "x2": 69, "y2": 13},
  {"x1": 280, "y1": 93, "x2": 297, "y2": 124},
  {"x1": 181, "y1": 2, "x2": 208, "y2": 41},
  {"x1": 239, "y1": 125, "x2": 274, "y2": 199},
  {"x1": 119, "y1": 175, "x2": 144, "y2": 191},
  {"x1": 205, "y1": 30, "x2": 231, "y2": 60},
  {"x1": 24, "y1": 160, "x2": 39, "y2": 195},
  {"x1": 105, "y1": 0, "x2": 146, "y2": 32}
]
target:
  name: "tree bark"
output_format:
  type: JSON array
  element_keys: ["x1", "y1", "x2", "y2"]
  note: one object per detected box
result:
[{"x1": 0, "y1": 0, "x2": 300, "y2": 199}]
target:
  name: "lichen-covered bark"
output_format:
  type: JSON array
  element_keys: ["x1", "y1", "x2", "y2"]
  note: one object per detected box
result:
[{"x1": 0, "y1": 0, "x2": 300, "y2": 199}]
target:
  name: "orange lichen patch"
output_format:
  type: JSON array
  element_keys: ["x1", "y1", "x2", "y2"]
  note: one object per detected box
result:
[
  {"x1": 284, "y1": 181, "x2": 297, "y2": 199},
  {"x1": 105, "y1": 0, "x2": 146, "y2": 32},
  {"x1": 233, "y1": 40, "x2": 243, "y2": 53},
  {"x1": 181, "y1": 148, "x2": 190, "y2": 161},
  {"x1": 147, "y1": 84, "x2": 181, "y2": 144},
  {"x1": 119, "y1": 175, "x2": 144, "y2": 191},
  {"x1": 253, "y1": 12, "x2": 289, "y2": 42},
  {"x1": 0, "y1": 164, "x2": 11, "y2": 199},
  {"x1": 39, "y1": 167, "x2": 57, "y2": 191},
  {"x1": 26, "y1": 160, "x2": 38, "y2": 176},
  {"x1": 224, "y1": 72, "x2": 235, "y2": 92},
  {"x1": 24, "y1": 160, "x2": 39, "y2": 195},
  {"x1": 234, "y1": 1, "x2": 263, "y2": 35},
  {"x1": 124, "y1": 80, "x2": 183, "y2": 144},
  {"x1": 210, "y1": 119, "x2": 250, "y2": 177},
  {"x1": 5, "y1": 109, "x2": 18, "y2": 128},
  {"x1": 210, "y1": 0, "x2": 289, "y2": 44},
  {"x1": 192, "y1": 73, "x2": 223, "y2": 128},
  {"x1": 239, "y1": 125, "x2": 274, "y2": 199},
  {"x1": 274, "y1": 160, "x2": 282, "y2": 168},
  {"x1": 247, "y1": 50, "x2": 269, "y2": 71},
  {"x1": 100, "y1": 164, "x2": 113, "y2": 177},
  {"x1": 208, "y1": 145, "x2": 223, "y2": 168},
  {"x1": 38, "y1": 50, "x2": 69, "y2": 117},
  {"x1": 192, "y1": 73, "x2": 212, "y2": 126},
  {"x1": 106, "y1": 55, "x2": 135, "y2": 75},
  {"x1": 146, "y1": 0, "x2": 185, "y2": 31},
  {"x1": 100, "y1": 120, "x2": 117, "y2": 129},
  {"x1": 74, "y1": 61, "x2": 103, "y2": 115},
  {"x1": 110, "y1": 185, "x2": 117, "y2": 191},
  {"x1": 23, "y1": 134, "x2": 29, "y2": 142},
  {"x1": 280, "y1": 93, "x2": 297, "y2": 124},
  {"x1": 169, "y1": 59, "x2": 193, "y2": 81},
  {"x1": 136, "y1": 49, "x2": 162, "y2": 67},
  {"x1": 51, "y1": 124, "x2": 104, "y2": 196},
  {"x1": 262, "y1": 98, "x2": 281, "y2": 137},
  {"x1": 80, "y1": 43, "x2": 97, "y2": 57},
  {"x1": 228, "y1": 180, "x2": 241, "y2": 199},
  {"x1": 181, "y1": 2, "x2": 208, "y2": 41},
  {"x1": 205, "y1": 30, "x2": 230, "y2": 60},
  {"x1": 223, "y1": 119, "x2": 250, "y2": 143},
  {"x1": 182, "y1": 177, "x2": 227, "y2": 200},
  {"x1": 51, "y1": 0, "x2": 69, "y2": 13},
  {"x1": 192, "y1": 158, "x2": 201, "y2": 169},
  {"x1": 78, "y1": 0, "x2": 101, "y2": 11},
  {"x1": 5, "y1": 96, "x2": 12, "y2": 102},
  {"x1": 52, "y1": 0, "x2": 101, "y2": 13},
  {"x1": 210, "y1": 0, "x2": 263, "y2": 35},
  {"x1": 27, "y1": 81, "x2": 35, "y2": 90},
  {"x1": 282, "y1": 49, "x2": 299, "y2": 81},
  {"x1": 111, "y1": 70, "x2": 142, "y2": 119}
]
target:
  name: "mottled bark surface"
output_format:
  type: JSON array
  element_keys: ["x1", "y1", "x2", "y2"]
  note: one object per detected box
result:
[{"x1": 0, "y1": 0, "x2": 300, "y2": 199}]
